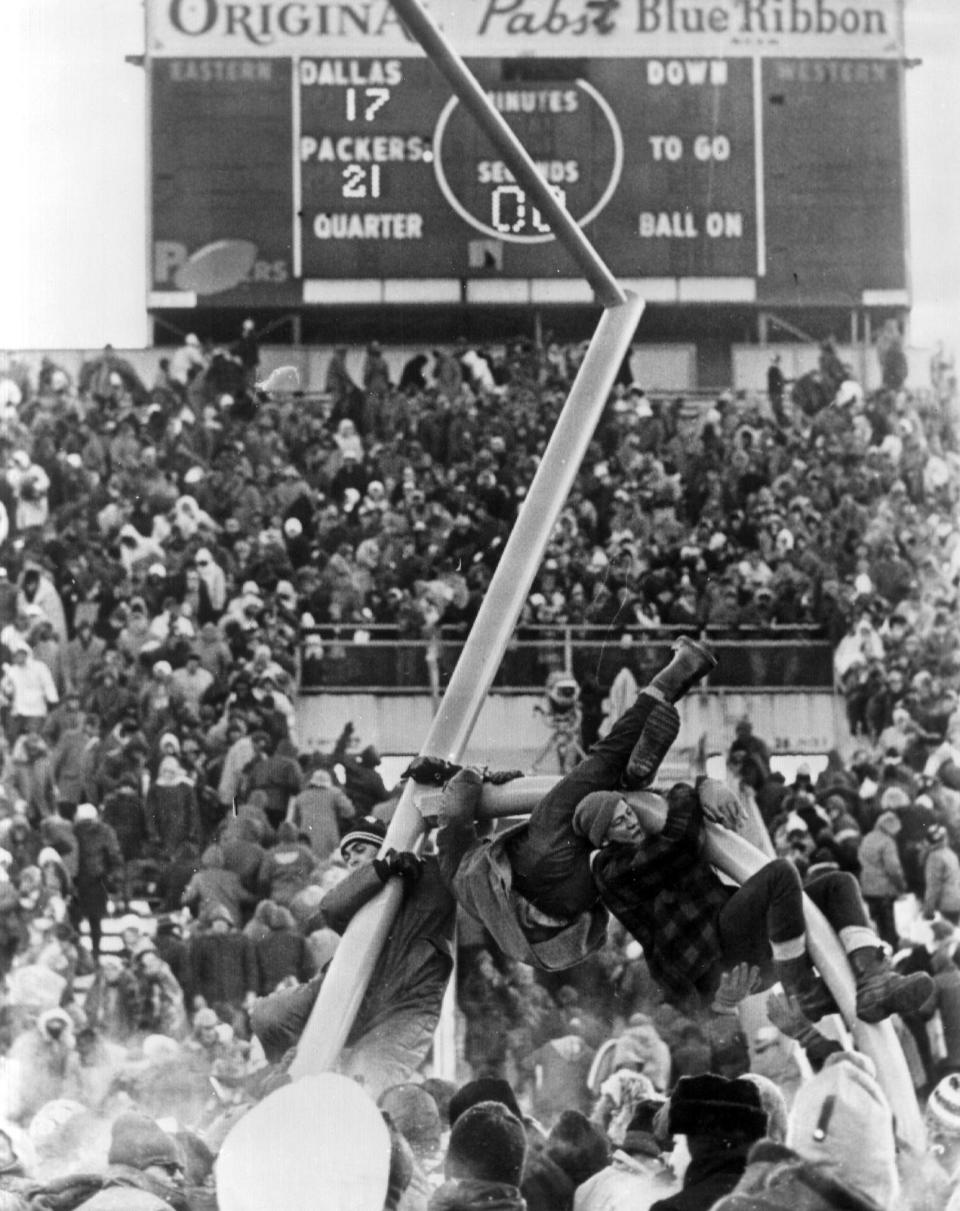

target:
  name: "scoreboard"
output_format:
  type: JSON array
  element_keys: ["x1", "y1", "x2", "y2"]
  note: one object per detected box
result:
[{"x1": 147, "y1": 0, "x2": 908, "y2": 309}]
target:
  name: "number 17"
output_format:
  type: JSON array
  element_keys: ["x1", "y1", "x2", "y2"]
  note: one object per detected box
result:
[{"x1": 345, "y1": 88, "x2": 390, "y2": 122}]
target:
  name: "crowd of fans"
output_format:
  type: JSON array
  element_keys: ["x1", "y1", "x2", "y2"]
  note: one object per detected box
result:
[{"x1": 0, "y1": 326, "x2": 955, "y2": 1208}]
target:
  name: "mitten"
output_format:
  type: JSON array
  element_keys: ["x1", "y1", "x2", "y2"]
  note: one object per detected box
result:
[
  {"x1": 373, "y1": 849, "x2": 423, "y2": 884},
  {"x1": 402, "y1": 756, "x2": 463, "y2": 786},
  {"x1": 483, "y1": 768, "x2": 524, "y2": 785}
]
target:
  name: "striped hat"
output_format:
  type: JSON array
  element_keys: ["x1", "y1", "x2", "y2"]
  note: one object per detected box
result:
[
  {"x1": 927, "y1": 1074, "x2": 960, "y2": 1136},
  {"x1": 339, "y1": 815, "x2": 387, "y2": 859}
]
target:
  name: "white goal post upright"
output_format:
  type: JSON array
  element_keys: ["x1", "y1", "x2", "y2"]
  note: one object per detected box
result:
[{"x1": 287, "y1": 0, "x2": 645, "y2": 1082}]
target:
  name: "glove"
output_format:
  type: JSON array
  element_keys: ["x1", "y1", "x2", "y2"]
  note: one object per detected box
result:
[
  {"x1": 483, "y1": 768, "x2": 524, "y2": 785},
  {"x1": 697, "y1": 778, "x2": 747, "y2": 832},
  {"x1": 766, "y1": 991, "x2": 815, "y2": 1042},
  {"x1": 402, "y1": 756, "x2": 463, "y2": 786},
  {"x1": 711, "y1": 962, "x2": 760, "y2": 1015},
  {"x1": 373, "y1": 849, "x2": 424, "y2": 885}
]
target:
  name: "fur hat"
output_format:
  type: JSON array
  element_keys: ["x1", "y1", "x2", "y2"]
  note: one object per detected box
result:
[
  {"x1": 572, "y1": 792, "x2": 623, "y2": 848},
  {"x1": 667, "y1": 1074, "x2": 766, "y2": 1138},
  {"x1": 108, "y1": 1111, "x2": 182, "y2": 1171},
  {"x1": 446, "y1": 1101, "x2": 526, "y2": 1187},
  {"x1": 786, "y1": 1052, "x2": 898, "y2": 1208},
  {"x1": 339, "y1": 815, "x2": 387, "y2": 858}
]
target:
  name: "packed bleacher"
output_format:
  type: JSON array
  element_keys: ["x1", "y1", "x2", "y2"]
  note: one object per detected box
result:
[{"x1": 0, "y1": 329, "x2": 957, "y2": 1209}]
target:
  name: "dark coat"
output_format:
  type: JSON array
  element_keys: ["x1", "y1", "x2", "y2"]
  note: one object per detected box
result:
[
  {"x1": 74, "y1": 818, "x2": 123, "y2": 886},
  {"x1": 651, "y1": 1143, "x2": 751, "y2": 1211},
  {"x1": 255, "y1": 928, "x2": 315, "y2": 994},
  {"x1": 185, "y1": 931, "x2": 258, "y2": 1008}
]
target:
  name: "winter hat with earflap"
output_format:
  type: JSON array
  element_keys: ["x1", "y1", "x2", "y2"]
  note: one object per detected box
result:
[
  {"x1": 572, "y1": 792, "x2": 623, "y2": 848},
  {"x1": 786, "y1": 1051, "x2": 898, "y2": 1209}
]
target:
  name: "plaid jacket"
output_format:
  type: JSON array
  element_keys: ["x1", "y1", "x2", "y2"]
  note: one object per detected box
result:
[{"x1": 592, "y1": 795, "x2": 734, "y2": 1008}]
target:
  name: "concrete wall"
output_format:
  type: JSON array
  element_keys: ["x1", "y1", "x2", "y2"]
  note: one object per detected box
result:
[{"x1": 296, "y1": 688, "x2": 846, "y2": 776}]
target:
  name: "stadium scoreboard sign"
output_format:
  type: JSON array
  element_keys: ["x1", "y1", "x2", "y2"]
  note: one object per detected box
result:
[{"x1": 146, "y1": 0, "x2": 908, "y2": 308}]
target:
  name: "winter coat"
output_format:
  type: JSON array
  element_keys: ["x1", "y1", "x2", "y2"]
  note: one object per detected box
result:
[
  {"x1": 184, "y1": 930, "x2": 258, "y2": 1009},
  {"x1": 449, "y1": 820, "x2": 608, "y2": 972},
  {"x1": 144, "y1": 782, "x2": 199, "y2": 853},
  {"x1": 858, "y1": 821, "x2": 906, "y2": 899},
  {"x1": 575, "y1": 1151, "x2": 678, "y2": 1211},
  {"x1": 74, "y1": 818, "x2": 123, "y2": 887},
  {"x1": 52, "y1": 726, "x2": 90, "y2": 804},
  {"x1": 288, "y1": 784, "x2": 355, "y2": 859},
  {"x1": 256, "y1": 839, "x2": 315, "y2": 906},
  {"x1": 428, "y1": 1180, "x2": 525, "y2": 1210},
  {"x1": 84, "y1": 968, "x2": 143, "y2": 1041},
  {"x1": 101, "y1": 784, "x2": 148, "y2": 862},
  {"x1": 528, "y1": 1033, "x2": 595, "y2": 1122},
  {"x1": 929, "y1": 950, "x2": 960, "y2": 1068},
  {"x1": 710, "y1": 1139, "x2": 888, "y2": 1211},
  {"x1": 139, "y1": 960, "x2": 188, "y2": 1038},
  {"x1": 10, "y1": 745, "x2": 57, "y2": 823},
  {"x1": 592, "y1": 797, "x2": 733, "y2": 1007},
  {"x1": 650, "y1": 1142, "x2": 752, "y2": 1211},
  {"x1": 255, "y1": 922, "x2": 315, "y2": 993},
  {"x1": 924, "y1": 842, "x2": 960, "y2": 916},
  {"x1": 181, "y1": 865, "x2": 254, "y2": 927},
  {"x1": 64, "y1": 632, "x2": 107, "y2": 693},
  {"x1": 317, "y1": 853, "x2": 455, "y2": 1043}
]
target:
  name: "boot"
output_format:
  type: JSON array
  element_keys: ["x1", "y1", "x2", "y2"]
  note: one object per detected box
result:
[
  {"x1": 776, "y1": 954, "x2": 839, "y2": 1022},
  {"x1": 850, "y1": 946, "x2": 934, "y2": 1024},
  {"x1": 624, "y1": 700, "x2": 680, "y2": 789},
  {"x1": 623, "y1": 638, "x2": 718, "y2": 788},
  {"x1": 649, "y1": 636, "x2": 718, "y2": 704}
]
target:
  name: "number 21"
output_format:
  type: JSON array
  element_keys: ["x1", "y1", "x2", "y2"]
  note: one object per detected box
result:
[{"x1": 342, "y1": 164, "x2": 381, "y2": 199}]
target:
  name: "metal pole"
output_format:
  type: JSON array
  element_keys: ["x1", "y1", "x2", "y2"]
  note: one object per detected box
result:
[
  {"x1": 388, "y1": 0, "x2": 627, "y2": 310},
  {"x1": 288, "y1": 291, "x2": 643, "y2": 1079}
]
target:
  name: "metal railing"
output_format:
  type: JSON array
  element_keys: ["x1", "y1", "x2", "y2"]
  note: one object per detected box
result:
[{"x1": 300, "y1": 630, "x2": 834, "y2": 692}]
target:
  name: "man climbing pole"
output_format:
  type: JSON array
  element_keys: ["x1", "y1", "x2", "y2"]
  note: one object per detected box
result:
[
  {"x1": 408, "y1": 637, "x2": 717, "y2": 970},
  {"x1": 412, "y1": 636, "x2": 933, "y2": 1022}
]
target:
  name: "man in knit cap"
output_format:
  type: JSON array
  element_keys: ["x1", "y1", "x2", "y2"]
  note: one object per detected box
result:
[
  {"x1": 251, "y1": 815, "x2": 456, "y2": 1097},
  {"x1": 414, "y1": 638, "x2": 717, "y2": 971},
  {"x1": 591, "y1": 779, "x2": 933, "y2": 1023}
]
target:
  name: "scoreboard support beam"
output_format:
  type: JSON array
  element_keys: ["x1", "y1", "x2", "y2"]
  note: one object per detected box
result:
[{"x1": 387, "y1": 0, "x2": 628, "y2": 310}]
